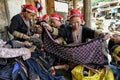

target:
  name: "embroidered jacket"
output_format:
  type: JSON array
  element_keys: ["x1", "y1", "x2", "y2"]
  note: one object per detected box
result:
[
  {"x1": 9, "y1": 13, "x2": 31, "y2": 41},
  {"x1": 52, "y1": 25, "x2": 97, "y2": 44}
]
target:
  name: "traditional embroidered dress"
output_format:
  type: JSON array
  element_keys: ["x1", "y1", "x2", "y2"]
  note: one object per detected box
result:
[
  {"x1": 52, "y1": 25, "x2": 95, "y2": 44},
  {"x1": 9, "y1": 13, "x2": 31, "y2": 41}
]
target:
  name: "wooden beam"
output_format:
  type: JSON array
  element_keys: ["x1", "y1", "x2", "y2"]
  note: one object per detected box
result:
[
  {"x1": 83, "y1": 0, "x2": 91, "y2": 28},
  {"x1": 46, "y1": 0, "x2": 55, "y2": 15},
  {"x1": 26, "y1": 0, "x2": 35, "y2": 6},
  {"x1": 73, "y1": 0, "x2": 77, "y2": 9}
]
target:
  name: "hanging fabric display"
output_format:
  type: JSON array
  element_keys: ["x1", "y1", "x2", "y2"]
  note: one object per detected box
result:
[{"x1": 35, "y1": 0, "x2": 43, "y2": 12}]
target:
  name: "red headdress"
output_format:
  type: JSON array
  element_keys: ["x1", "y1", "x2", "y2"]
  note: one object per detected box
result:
[
  {"x1": 68, "y1": 9, "x2": 84, "y2": 24},
  {"x1": 22, "y1": 4, "x2": 37, "y2": 14},
  {"x1": 42, "y1": 14, "x2": 49, "y2": 21},
  {"x1": 51, "y1": 13, "x2": 63, "y2": 22}
]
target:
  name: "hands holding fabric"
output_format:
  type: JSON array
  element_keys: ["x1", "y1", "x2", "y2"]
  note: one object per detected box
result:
[{"x1": 41, "y1": 22, "x2": 53, "y2": 32}]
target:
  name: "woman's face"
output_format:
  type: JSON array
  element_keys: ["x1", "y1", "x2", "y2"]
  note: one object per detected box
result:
[
  {"x1": 50, "y1": 19, "x2": 61, "y2": 29},
  {"x1": 70, "y1": 16, "x2": 82, "y2": 31},
  {"x1": 25, "y1": 11, "x2": 35, "y2": 20},
  {"x1": 112, "y1": 34, "x2": 120, "y2": 43}
]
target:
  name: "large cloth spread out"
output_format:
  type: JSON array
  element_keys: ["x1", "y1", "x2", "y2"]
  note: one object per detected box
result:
[{"x1": 42, "y1": 28, "x2": 106, "y2": 66}]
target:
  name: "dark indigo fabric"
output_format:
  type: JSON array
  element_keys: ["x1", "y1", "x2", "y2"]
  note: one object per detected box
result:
[
  {"x1": 0, "y1": 64, "x2": 13, "y2": 80},
  {"x1": 26, "y1": 59, "x2": 64, "y2": 80},
  {"x1": 12, "y1": 62, "x2": 27, "y2": 80}
]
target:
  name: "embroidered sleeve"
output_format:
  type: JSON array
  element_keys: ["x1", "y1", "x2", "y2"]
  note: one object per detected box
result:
[
  {"x1": 55, "y1": 37, "x2": 66, "y2": 44},
  {"x1": 94, "y1": 31, "x2": 102, "y2": 38},
  {"x1": 52, "y1": 27, "x2": 58, "y2": 36},
  {"x1": 13, "y1": 31, "x2": 24, "y2": 38},
  {"x1": 0, "y1": 48, "x2": 31, "y2": 60}
]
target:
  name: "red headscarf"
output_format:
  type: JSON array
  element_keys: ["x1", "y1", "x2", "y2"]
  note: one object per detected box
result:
[
  {"x1": 22, "y1": 4, "x2": 37, "y2": 14},
  {"x1": 42, "y1": 14, "x2": 49, "y2": 21},
  {"x1": 51, "y1": 13, "x2": 63, "y2": 22},
  {"x1": 68, "y1": 9, "x2": 84, "y2": 24},
  {"x1": 36, "y1": 16, "x2": 41, "y2": 21}
]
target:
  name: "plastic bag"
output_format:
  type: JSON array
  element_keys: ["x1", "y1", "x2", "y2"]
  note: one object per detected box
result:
[{"x1": 71, "y1": 65, "x2": 114, "y2": 80}]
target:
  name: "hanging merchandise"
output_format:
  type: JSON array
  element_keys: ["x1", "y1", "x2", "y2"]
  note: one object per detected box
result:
[{"x1": 35, "y1": 0, "x2": 43, "y2": 12}]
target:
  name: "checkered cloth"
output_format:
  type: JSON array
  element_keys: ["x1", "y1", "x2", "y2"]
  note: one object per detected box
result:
[{"x1": 42, "y1": 28, "x2": 106, "y2": 66}]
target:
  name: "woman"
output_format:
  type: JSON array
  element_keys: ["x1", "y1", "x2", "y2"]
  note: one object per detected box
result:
[
  {"x1": 108, "y1": 32, "x2": 120, "y2": 80},
  {"x1": 41, "y1": 14, "x2": 49, "y2": 23},
  {"x1": 108, "y1": 32, "x2": 120, "y2": 51},
  {"x1": 49, "y1": 13, "x2": 67, "y2": 44},
  {"x1": 9, "y1": 4, "x2": 37, "y2": 42},
  {"x1": 43, "y1": 9, "x2": 110, "y2": 78},
  {"x1": 44, "y1": 9, "x2": 110, "y2": 44}
]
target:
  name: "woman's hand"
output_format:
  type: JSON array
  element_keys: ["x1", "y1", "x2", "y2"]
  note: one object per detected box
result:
[
  {"x1": 32, "y1": 34, "x2": 40, "y2": 38},
  {"x1": 23, "y1": 35, "x2": 30, "y2": 40},
  {"x1": 23, "y1": 41, "x2": 33, "y2": 46},
  {"x1": 41, "y1": 22, "x2": 53, "y2": 32},
  {"x1": 28, "y1": 46, "x2": 36, "y2": 53}
]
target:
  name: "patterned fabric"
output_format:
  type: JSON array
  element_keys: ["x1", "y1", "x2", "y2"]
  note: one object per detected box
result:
[
  {"x1": 28, "y1": 37, "x2": 43, "y2": 48},
  {"x1": 13, "y1": 31, "x2": 24, "y2": 39},
  {"x1": 42, "y1": 28, "x2": 106, "y2": 66},
  {"x1": 0, "y1": 39, "x2": 31, "y2": 60},
  {"x1": 26, "y1": 59, "x2": 64, "y2": 80},
  {"x1": 0, "y1": 48, "x2": 31, "y2": 60},
  {"x1": 6, "y1": 40, "x2": 25, "y2": 48}
]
